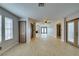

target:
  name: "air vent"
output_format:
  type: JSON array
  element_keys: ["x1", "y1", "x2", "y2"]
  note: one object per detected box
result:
[{"x1": 38, "y1": 3, "x2": 45, "y2": 7}]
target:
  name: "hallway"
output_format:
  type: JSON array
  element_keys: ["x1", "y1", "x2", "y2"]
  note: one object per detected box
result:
[
  {"x1": 0, "y1": 3, "x2": 79, "y2": 56},
  {"x1": 1, "y1": 37, "x2": 79, "y2": 56}
]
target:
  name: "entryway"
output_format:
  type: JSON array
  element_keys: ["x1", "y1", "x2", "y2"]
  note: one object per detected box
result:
[{"x1": 56, "y1": 24, "x2": 61, "y2": 39}]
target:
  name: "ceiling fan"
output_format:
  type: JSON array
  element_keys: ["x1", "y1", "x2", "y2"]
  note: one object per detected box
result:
[{"x1": 42, "y1": 17, "x2": 51, "y2": 24}]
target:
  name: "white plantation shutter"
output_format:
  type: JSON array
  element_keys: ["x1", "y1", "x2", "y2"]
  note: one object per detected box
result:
[{"x1": 5, "y1": 17, "x2": 13, "y2": 40}]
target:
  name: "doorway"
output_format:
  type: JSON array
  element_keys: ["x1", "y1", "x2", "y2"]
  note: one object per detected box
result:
[
  {"x1": 31, "y1": 23, "x2": 36, "y2": 39},
  {"x1": 19, "y1": 21, "x2": 26, "y2": 43},
  {"x1": 31, "y1": 23, "x2": 34, "y2": 38},
  {"x1": 57, "y1": 24, "x2": 61, "y2": 38}
]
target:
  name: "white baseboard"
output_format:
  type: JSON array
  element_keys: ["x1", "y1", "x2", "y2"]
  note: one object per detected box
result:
[{"x1": 0, "y1": 42, "x2": 18, "y2": 55}]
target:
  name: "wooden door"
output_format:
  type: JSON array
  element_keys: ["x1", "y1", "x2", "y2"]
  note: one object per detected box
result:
[
  {"x1": 57, "y1": 24, "x2": 61, "y2": 38},
  {"x1": 19, "y1": 21, "x2": 26, "y2": 43}
]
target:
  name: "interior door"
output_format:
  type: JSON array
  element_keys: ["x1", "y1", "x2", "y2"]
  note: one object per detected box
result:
[{"x1": 19, "y1": 21, "x2": 26, "y2": 43}]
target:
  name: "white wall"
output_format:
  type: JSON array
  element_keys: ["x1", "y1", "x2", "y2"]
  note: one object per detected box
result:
[
  {"x1": 52, "y1": 18, "x2": 64, "y2": 41},
  {"x1": 26, "y1": 17, "x2": 36, "y2": 44},
  {"x1": 0, "y1": 7, "x2": 19, "y2": 55}
]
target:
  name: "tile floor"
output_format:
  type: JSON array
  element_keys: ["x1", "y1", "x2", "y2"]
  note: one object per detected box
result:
[{"x1": 1, "y1": 37, "x2": 79, "y2": 56}]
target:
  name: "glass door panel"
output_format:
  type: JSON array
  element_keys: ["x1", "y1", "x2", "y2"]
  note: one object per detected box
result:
[{"x1": 68, "y1": 21, "x2": 74, "y2": 43}]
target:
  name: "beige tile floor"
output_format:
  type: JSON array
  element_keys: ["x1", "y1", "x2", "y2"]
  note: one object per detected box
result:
[{"x1": 1, "y1": 37, "x2": 79, "y2": 56}]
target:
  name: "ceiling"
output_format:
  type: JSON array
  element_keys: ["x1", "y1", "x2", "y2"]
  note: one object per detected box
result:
[{"x1": 0, "y1": 3, "x2": 79, "y2": 20}]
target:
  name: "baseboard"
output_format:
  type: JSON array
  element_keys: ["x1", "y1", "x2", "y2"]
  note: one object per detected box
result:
[{"x1": 0, "y1": 42, "x2": 18, "y2": 56}]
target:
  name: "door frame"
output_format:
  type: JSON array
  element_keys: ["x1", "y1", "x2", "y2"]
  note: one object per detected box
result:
[
  {"x1": 66, "y1": 18, "x2": 79, "y2": 47},
  {"x1": 18, "y1": 21, "x2": 26, "y2": 43}
]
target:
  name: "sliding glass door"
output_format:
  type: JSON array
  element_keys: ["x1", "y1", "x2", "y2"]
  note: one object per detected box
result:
[
  {"x1": 66, "y1": 19, "x2": 79, "y2": 47},
  {"x1": 67, "y1": 21, "x2": 74, "y2": 43}
]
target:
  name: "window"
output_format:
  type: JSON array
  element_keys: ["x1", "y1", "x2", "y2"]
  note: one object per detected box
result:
[
  {"x1": 5, "y1": 17, "x2": 13, "y2": 40},
  {"x1": 41, "y1": 27, "x2": 47, "y2": 34},
  {"x1": 0, "y1": 15, "x2": 2, "y2": 42}
]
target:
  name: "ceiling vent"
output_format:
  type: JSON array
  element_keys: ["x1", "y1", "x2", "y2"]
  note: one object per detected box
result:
[{"x1": 38, "y1": 3, "x2": 45, "y2": 7}]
